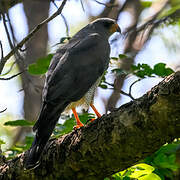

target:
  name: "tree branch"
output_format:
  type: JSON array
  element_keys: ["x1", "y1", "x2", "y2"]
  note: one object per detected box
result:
[
  {"x1": 0, "y1": 0, "x2": 68, "y2": 74},
  {"x1": 0, "y1": 70, "x2": 25, "y2": 80},
  {"x1": 0, "y1": 71, "x2": 180, "y2": 179}
]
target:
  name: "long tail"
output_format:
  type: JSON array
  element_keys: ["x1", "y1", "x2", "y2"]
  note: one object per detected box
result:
[{"x1": 25, "y1": 102, "x2": 67, "y2": 169}]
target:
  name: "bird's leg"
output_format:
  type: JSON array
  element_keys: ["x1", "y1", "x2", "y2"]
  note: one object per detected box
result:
[
  {"x1": 90, "y1": 104, "x2": 101, "y2": 122},
  {"x1": 72, "y1": 108, "x2": 84, "y2": 128}
]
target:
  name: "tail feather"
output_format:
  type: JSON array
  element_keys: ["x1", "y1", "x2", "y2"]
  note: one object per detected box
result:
[{"x1": 25, "y1": 102, "x2": 68, "y2": 169}]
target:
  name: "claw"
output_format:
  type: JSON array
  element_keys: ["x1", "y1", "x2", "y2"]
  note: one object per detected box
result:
[
  {"x1": 74, "y1": 123, "x2": 84, "y2": 129},
  {"x1": 90, "y1": 118, "x2": 95, "y2": 122}
]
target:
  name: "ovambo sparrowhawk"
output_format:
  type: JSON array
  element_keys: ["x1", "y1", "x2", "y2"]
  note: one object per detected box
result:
[{"x1": 25, "y1": 18, "x2": 121, "y2": 169}]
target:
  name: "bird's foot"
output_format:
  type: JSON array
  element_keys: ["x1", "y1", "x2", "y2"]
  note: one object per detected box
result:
[
  {"x1": 74, "y1": 123, "x2": 84, "y2": 129},
  {"x1": 90, "y1": 118, "x2": 95, "y2": 122}
]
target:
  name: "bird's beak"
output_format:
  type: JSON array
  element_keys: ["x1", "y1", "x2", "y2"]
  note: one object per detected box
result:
[
  {"x1": 115, "y1": 23, "x2": 121, "y2": 34},
  {"x1": 110, "y1": 23, "x2": 121, "y2": 34}
]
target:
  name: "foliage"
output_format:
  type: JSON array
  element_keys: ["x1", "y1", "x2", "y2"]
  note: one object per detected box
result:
[
  {"x1": 105, "y1": 141, "x2": 180, "y2": 180},
  {"x1": 143, "y1": 141, "x2": 180, "y2": 180},
  {"x1": 0, "y1": 139, "x2": 5, "y2": 145},
  {"x1": 53, "y1": 113, "x2": 95, "y2": 138},
  {"x1": 28, "y1": 54, "x2": 53, "y2": 75},
  {"x1": 4, "y1": 136, "x2": 34, "y2": 160},
  {"x1": 2, "y1": 113, "x2": 95, "y2": 158},
  {"x1": 4, "y1": 119, "x2": 34, "y2": 127},
  {"x1": 131, "y1": 63, "x2": 174, "y2": 78}
]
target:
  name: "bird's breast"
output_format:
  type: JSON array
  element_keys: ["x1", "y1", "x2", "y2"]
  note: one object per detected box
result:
[{"x1": 64, "y1": 77, "x2": 101, "y2": 112}]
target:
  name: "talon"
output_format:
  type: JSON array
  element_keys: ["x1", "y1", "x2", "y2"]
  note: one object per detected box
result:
[
  {"x1": 90, "y1": 118, "x2": 95, "y2": 122},
  {"x1": 74, "y1": 123, "x2": 84, "y2": 129}
]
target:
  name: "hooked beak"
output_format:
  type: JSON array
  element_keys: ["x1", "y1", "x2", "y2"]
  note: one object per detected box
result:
[{"x1": 116, "y1": 24, "x2": 121, "y2": 34}]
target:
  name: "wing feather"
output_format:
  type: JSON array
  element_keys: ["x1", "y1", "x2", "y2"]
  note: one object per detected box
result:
[{"x1": 44, "y1": 33, "x2": 110, "y2": 105}]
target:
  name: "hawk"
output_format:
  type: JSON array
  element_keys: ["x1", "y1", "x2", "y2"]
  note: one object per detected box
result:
[{"x1": 25, "y1": 18, "x2": 121, "y2": 169}]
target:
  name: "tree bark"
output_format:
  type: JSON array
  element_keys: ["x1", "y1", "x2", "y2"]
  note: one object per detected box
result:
[
  {"x1": 1, "y1": 71, "x2": 180, "y2": 179},
  {"x1": 13, "y1": 0, "x2": 50, "y2": 144}
]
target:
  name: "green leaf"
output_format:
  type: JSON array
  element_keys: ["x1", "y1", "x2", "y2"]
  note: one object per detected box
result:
[
  {"x1": 111, "y1": 68, "x2": 126, "y2": 76},
  {"x1": 129, "y1": 163, "x2": 155, "y2": 178},
  {"x1": 4, "y1": 120, "x2": 34, "y2": 127},
  {"x1": 99, "y1": 84, "x2": 108, "y2": 89},
  {"x1": 25, "y1": 136, "x2": 34, "y2": 149},
  {"x1": 140, "y1": 1, "x2": 152, "y2": 8},
  {"x1": 119, "y1": 54, "x2": 128, "y2": 59},
  {"x1": 153, "y1": 63, "x2": 166, "y2": 76},
  {"x1": 53, "y1": 113, "x2": 95, "y2": 137},
  {"x1": 111, "y1": 57, "x2": 119, "y2": 60},
  {"x1": 0, "y1": 139, "x2": 5, "y2": 145},
  {"x1": 158, "y1": 4, "x2": 180, "y2": 19},
  {"x1": 156, "y1": 168, "x2": 173, "y2": 179},
  {"x1": 28, "y1": 54, "x2": 53, "y2": 75},
  {"x1": 153, "y1": 63, "x2": 174, "y2": 77},
  {"x1": 138, "y1": 173, "x2": 161, "y2": 180},
  {"x1": 131, "y1": 64, "x2": 140, "y2": 71},
  {"x1": 165, "y1": 68, "x2": 174, "y2": 76},
  {"x1": 131, "y1": 63, "x2": 153, "y2": 78},
  {"x1": 153, "y1": 153, "x2": 178, "y2": 170}
]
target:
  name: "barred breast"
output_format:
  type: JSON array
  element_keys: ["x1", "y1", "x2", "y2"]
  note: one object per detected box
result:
[{"x1": 65, "y1": 76, "x2": 101, "y2": 112}]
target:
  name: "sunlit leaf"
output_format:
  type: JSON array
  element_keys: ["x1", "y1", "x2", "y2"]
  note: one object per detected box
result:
[
  {"x1": 138, "y1": 173, "x2": 161, "y2": 180},
  {"x1": 129, "y1": 163, "x2": 155, "y2": 178},
  {"x1": 140, "y1": 1, "x2": 152, "y2": 8},
  {"x1": 111, "y1": 57, "x2": 118, "y2": 60},
  {"x1": 4, "y1": 120, "x2": 34, "y2": 127},
  {"x1": 0, "y1": 139, "x2": 5, "y2": 145},
  {"x1": 28, "y1": 54, "x2": 53, "y2": 75},
  {"x1": 158, "y1": 4, "x2": 180, "y2": 19},
  {"x1": 119, "y1": 54, "x2": 128, "y2": 59}
]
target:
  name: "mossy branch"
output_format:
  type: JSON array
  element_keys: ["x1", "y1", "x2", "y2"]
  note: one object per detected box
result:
[{"x1": 0, "y1": 72, "x2": 180, "y2": 180}]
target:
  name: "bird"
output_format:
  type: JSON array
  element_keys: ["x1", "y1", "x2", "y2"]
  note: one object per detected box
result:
[{"x1": 25, "y1": 18, "x2": 121, "y2": 169}]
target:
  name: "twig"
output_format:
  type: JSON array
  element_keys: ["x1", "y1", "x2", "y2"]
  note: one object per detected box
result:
[
  {"x1": 0, "y1": 0, "x2": 68, "y2": 74},
  {"x1": 129, "y1": 79, "x2": 141, "y2": 98},
  {"x1": 61, "y1": 14, "x2": 69, "y2": 37},
  {"x1": 80, "y1": 0, "x2": 85, "y2": 12},
  {"x1": 104, "y1": 80, "x2": 135, "y2": 100},
  {"x1": 2, "y1": 13, "x2": 13, "y2": 48},
  {"x1": 0, "y1": 70, "x2": 26, "y2": 80},
  {"x1": 0, "y1": 41, "x2": 3, "y2": 59},
  {"x1": 93, "y1": 0, "x2": 117, "y2": 7},
  {"x1": 6, "y1": 12, "x2": 16, "y2": 46},
  {"x1": 123, "y1": 1, "x2": 173, "y2": 36},
  {"x1": 0, "y1": 108, "x2": 7, "y2": 113},
  {"x1": 2, "y1": 12, "x2": 26, "y2": 75},
  {"x1": 1, "y1": 61, "x2": 16, "y2": 76},
  {"x1": 52, "y1": 1, "x2": 69, "y2": 37}
]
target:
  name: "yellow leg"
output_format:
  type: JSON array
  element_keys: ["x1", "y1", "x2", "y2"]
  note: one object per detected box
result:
[
  {"x1": 72, "y1": 108, "x2": 84, "y2": 128},
  {"x1": 90, "y1": 104, "x2": 101, "y2": 122}
]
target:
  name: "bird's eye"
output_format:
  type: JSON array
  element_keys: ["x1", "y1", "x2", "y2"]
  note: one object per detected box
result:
[{"x1": 103, "y1": 22, "x2": 113, "y2": 28}]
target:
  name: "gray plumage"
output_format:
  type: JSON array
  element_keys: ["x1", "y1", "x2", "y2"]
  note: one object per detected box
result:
[{"x1": 25, "y1": 18, "x2": 120, "y2": 169}]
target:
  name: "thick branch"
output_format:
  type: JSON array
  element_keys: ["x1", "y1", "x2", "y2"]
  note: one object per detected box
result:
[{"x1": 1, "y1": 72, "x2": 180, "y2": 179}]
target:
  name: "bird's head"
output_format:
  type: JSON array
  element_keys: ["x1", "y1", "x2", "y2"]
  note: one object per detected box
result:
[{"x1": 90, "y1": 18, "x2": 121, "y2": 37}]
